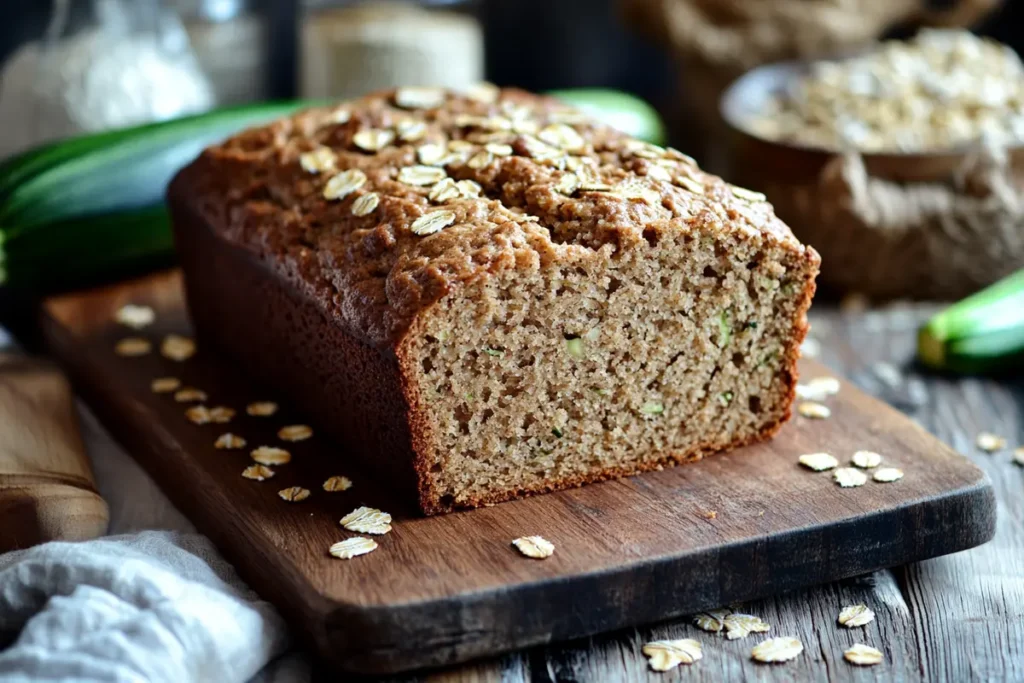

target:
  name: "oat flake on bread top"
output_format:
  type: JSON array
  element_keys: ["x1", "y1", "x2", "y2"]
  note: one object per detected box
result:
[{"x1": 178, "y1": 86, "x2": 814, "y2": 347}]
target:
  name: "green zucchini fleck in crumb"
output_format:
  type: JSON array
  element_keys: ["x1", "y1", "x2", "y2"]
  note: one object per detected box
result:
[
  {"x1": 718, "y1": 391, "x2": 734, "y2": 406},
  {"x1": 565, "y1": 337, "x2": 585, "y2": 359},
  {"x1": 551, "y1": 427, "x2": 564, "y2": 438},
  {"x1": 718, "y1": 309, "x2": 732, "y2": 348},
  {"x1": 483, "y1": 347, "x2": 504, "y2": 357},
  {"x1": 640, "y1": 401, "x2": 664, "y2": 415}
]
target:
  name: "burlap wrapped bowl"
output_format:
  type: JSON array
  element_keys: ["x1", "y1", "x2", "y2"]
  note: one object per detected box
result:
[{"x1": 721, "y1": 61, "x2": 1024, "y2": 300}]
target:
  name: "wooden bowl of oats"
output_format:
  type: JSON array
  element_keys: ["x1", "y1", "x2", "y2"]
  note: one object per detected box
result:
[{"x1": 720, "y1": 30, "x2": 1024, "y2": 300}]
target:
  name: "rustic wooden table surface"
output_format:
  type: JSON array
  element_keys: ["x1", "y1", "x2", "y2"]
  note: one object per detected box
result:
[{"x1": 374, "y1": 304, "x2": 1024, "y2": 683}]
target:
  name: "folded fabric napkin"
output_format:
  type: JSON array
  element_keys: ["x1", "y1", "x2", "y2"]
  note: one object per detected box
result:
[{"x1": 0, "y1": 531, "x2": 291, "y2": 682}]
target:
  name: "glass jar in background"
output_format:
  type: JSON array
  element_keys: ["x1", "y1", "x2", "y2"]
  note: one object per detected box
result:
[
  {"x1": 174, "y1": 0, "x2": 269, "y2": 105},
  {"x1": 300, "y1": 0, "x2": 484, "y2": 100},
  {"x1": 0, "y1": 0, "x2": 214, "y2": 158}
]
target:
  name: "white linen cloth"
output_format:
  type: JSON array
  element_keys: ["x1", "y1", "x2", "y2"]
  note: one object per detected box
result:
[{"x1": 0, "y1": 395, "x2": 309, "y2": 683}]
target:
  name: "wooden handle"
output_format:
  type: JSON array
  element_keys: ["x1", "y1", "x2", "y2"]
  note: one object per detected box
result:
[{"x1": 0, "y1": 354, "x2": 108, "y2": 551}]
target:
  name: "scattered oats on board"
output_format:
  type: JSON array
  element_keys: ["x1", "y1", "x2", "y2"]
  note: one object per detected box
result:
[
  {"x1": 834, "y1": 467, "x2": 868, "y2": 488},
  {"x1": 844, "y1": 643, "x2": 883, "y2": 666},
  {"x1": 323, "y1": 475, "x2": 353, "y2": 492},
  {"x1": 340, "y1": 506, "x2": 392, "y2": 535},
  {"x1": 150, "y1": 377, "x2": 181, "y2": 393},
  {"x1": 852, "y1": 450, "x2": 882, "y2": 469},
  {"x1": 214, "y1": 433, "x2": 246, "y2": 450},
  {"x1": 693, "y1": 609, "x2": 730, "y2": 633},
  {"x1": 796, "y1": 376, "x2": 841, "y2": 401},
  {"x1": 115, "y1": 337, "x2": 151, "y2": 356},
  {"x1": 246, "y1": 401, "x2": 278, "y2": 417},
  {"x1": 724, "y1": 613, "x2": 771, "y2": 640},
  {"x1": 115, "y1": 304, "x2": 155, "y2": 329},
  {"x1": 208, "y1": 406, "x2": 234, "y2": 423},
  {"x1": 642, "y1": 639, "x2": 702, "y2": 671},
  {"x1": 798, "y1": 401, "x2": 831, "y2": 419},
  {"x1": 838, "y1": 604, "x2": 875, "y2": 628},
  {"x1": 161, "y1": 334, "x2": 196, "y2": 361},
  {"x1": 278, "y1": 425, "x2": 313, "y2": 442},
  {"x1": 1014, "y1": 447, "x2": 1024, "y2": 467},
  {"x1": 174, "y1": 387, "x2": 207, "y2": 403},
  {"x1": 329, "y1": 537, "x2": 378, "y2": 560},
  {"x1": 251, "y1": 446, "x2": 291, "y2": 466},
  {"x1": 242, "y1": 464, "x2": 274, "y2": 481},
  {"x1": 512, "y1": 535, "x2": 555, "y2": 559},
  {"x1": 873, "y1": 467, "x2": 904, "y2": 483},
  {"x1": 278, "y1": 486, "x2": 310, "y2": 503},
  {"x1": 799, "y1": 452, "x2": 838, "y2": 471},
  {"x1": 751, "y1": 637, "x2": 803, "y2": 663},
  {"x1": 185, "y1": 405, "x2": 213, "y2": 425},
  {"x1": 976, "y1": 432, "x2": 1007, "y2": 453}
]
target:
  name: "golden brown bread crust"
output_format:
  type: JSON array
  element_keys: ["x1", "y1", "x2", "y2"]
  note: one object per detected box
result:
[
  {"x1": 174, "y1": 87, "x2": 810, "y2": 349},
  {"x1": 170, "y1": 86, "x2": 819, "y2": 515}
]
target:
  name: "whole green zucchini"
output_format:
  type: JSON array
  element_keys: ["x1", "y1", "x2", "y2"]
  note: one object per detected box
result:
[{"x1": 917, "y1": 269, "x2": 1024, "y2": 375}]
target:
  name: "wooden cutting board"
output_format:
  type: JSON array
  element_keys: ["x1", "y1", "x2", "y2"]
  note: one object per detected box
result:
[{"x1": 39, "y1": 270, "x2": 995, "y2": 675}]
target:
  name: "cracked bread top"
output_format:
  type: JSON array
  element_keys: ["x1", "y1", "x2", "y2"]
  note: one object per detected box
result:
[{"x1": 172, "y1": 85, "x2": 813, "y2": 348}]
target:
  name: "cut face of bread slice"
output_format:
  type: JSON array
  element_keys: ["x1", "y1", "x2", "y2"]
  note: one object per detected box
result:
[{"x1": 401, "y1": 221, "x2": 815, "y2": 513}]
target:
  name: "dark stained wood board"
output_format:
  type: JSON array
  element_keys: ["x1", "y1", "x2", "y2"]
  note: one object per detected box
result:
[{"x1": 39, "y1": 270, "x2": 996, "y2": 676}]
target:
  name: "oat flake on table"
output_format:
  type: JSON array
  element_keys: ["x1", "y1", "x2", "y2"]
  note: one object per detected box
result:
[
  {"x1": 852, "y1": 450, "x2": 882, "y2": 469},
  {"x1": 323, "y1": 475, "x2": 353, "y2": 492},
  {"x1": 340, "y1": 506, "x2": 392, "y2": 535},
  {"x1": 723, "y1": 613, "x2": 771, "y2": 640},
  {"x1": 251, "y1": 446, "x2": 291, "y2": 466},
  {"x1": 834, "y1": 467, "x2": 868, "y2": 488},
  {"x1": 241, "y1": 464, "x2": 274, "y2": 481},
  {"x1": 115, "y1": 304, "x2": 155, "y2": 329},
  {"x1": 246, "y1": 401, "x2": 278, "y2": 417},
  {"x1": 114, "y1": 337, "x2": 151, "y2": 357},
  {"x1": 642, "y1": 639, "x2": 702, "y2": 671},
  {"x1": 751, "y1": 637, "x2": 803, "y2": 663},
  {"x1": 329, "y1": 537, "x2": 378, "y2": 560},
  {"x1": 214, "y1": 433, "x2": 246, "y2": 450},
  {"x1": 512, "y1": 535, "x2": 554, "y2": 559},
  {"x1": 844, "y1": 643, "x2": 883, "y2": 666},
  {"x1": 799, "y1": 452, "x2": 838, "y2": 471},
  {"x1": 278, "y1": 486, "x2": 310, "y2": 503},
  {"x1": 278, "y1": 425, "x2": 313, "y2": 442},
  {"x1": 150, "y1": 377, "x2": 181, "y2": 393},
  {"x1": 976, "y1": 432, "x2": 1007, "y2": 452},
  {"x1": 174, "y1": 387, "x2": 207, "y2": 403},
  {"x1": 160, "y1": 334, "x2": 196, "y2": 361},
  {"x1": 798, "y1": 402, "x2": 831, "y2": 419},
  {"x1": 796, "y1": 376, "x2": 841, "y2": 402},
  {"x1": 873, "y1": 467, "x2": 904, "y2": 483},
  {"x1": 1013, "y1": 447, "x2": 1024, "y2": 466},
  {"x1": 838, "y1": 604, "x2": 875, "y2": 628},
  {"x1": 693, "y1": 609, "x2": 730, "y2": 633}
]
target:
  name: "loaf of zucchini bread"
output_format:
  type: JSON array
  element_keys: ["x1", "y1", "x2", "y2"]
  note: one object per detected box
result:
[{"x1": 169, "y1": 86, "x2": 819, "y2": 515}]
